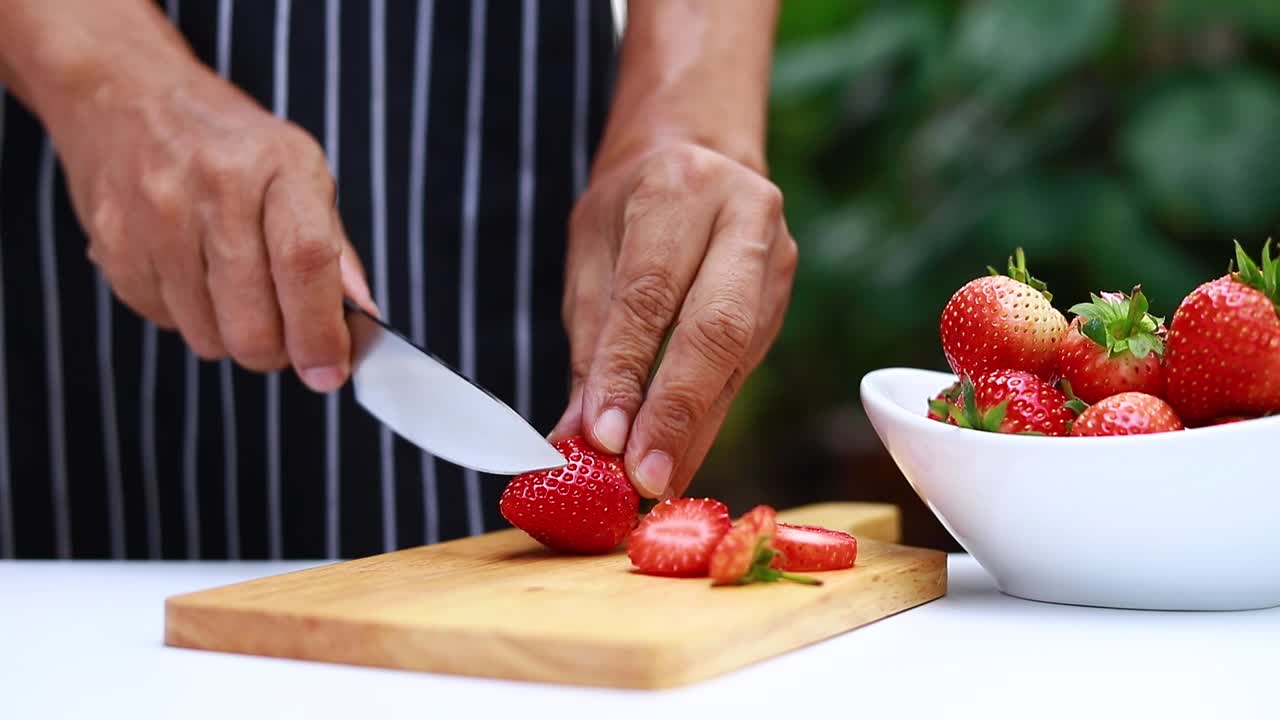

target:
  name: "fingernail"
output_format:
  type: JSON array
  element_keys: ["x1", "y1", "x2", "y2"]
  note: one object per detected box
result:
[
  {"x1": 299, "y1": 365, "x2": 346, "y2": 393},
  {"x1": 593, "y1": 408, "x2": 629, "y2": 454},
  {"x1": 635, "y1": 451, "x2": 673, "y2": 497}
]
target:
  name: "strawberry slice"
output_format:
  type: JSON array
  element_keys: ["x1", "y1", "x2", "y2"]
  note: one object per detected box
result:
[
  {"x1": 709, "y1": 506, "x2": 821, "y2": 586},
  {"x1": 770, "y1": 523, "x2": 858, "y2": 572},
  {"x1": 627, "y1": 498, "x2": 732, "y2": 577}
]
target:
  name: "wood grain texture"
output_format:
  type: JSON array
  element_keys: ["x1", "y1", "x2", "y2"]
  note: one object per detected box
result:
[{"x1": 165, "y1": 502, "x2": 945, "y2": 689}]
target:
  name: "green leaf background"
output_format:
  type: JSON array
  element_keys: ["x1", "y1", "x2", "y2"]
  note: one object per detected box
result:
[{"x1": 693, "y1": 0, "x2": 1280, "y2": 528}]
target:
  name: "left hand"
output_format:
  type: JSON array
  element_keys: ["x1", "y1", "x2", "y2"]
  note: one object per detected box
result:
[{"x1": 551, "y1": 140, "x2": 798, "y2": 500}]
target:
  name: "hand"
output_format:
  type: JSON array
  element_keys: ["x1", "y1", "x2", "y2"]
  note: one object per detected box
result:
[
  {"x1": 30, "y1": 9, "x2": 376, "y2": 392},
  {"x1": 552, "y1": 141, "x2": 798, "y2": 499}
]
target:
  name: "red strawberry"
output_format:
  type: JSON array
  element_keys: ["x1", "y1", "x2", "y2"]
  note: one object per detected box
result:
[
  {"x1": 1069, "y1": 392, "x2": 1184, "y2": 436},
  {"x1": 499, "y1": 435, "x2": 639, "y2": 554},
  {"x1": 942, "y1": 369, "x2": 1076, "y2": 436},
  {"x1": 770, "y1": 524, "x2": 858, "y2": 572},
  {"x1": 709, "y1": 506, "x2": 820, "y2": 586},
  {"x1": 1205, "y1": 415, "x2": 1254, "y2": 426},
  {"x1": 1058, "y1": 286, "x2": 1167, "y2": 404},
  {"x1": 939, "y1": 248, "x2": 1068, "y2": 382},
  {"x1": 626, "y1": 498, "x2": 732, "y2": 577},
  {"x1": 927, "y1": 382, "x2": 961, "y2": 423},
  {"x1": 1165, "y1": 241, "x2": 1280, "y2": 424}
]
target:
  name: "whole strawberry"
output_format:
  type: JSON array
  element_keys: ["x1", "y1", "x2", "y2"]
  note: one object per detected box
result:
[
  {"x1": 1069, "y1": 392, "x2": 1184, "y2": 436},
  {"x1": 499, "y1": 435, "x2": 639, "y2": 554},
  {"x1": 942, "y1": 369, "x2": 1076, "y2": 436},
  {"x1": 939, "y1": 248, "x2": 1068, "y2": 382},
  {"x1": 1165, "y1": 241, "x2": 1280, "y2": 425},
  {"x1": 1058, "y1": 286, "x2": 1167, "y2": 405}
]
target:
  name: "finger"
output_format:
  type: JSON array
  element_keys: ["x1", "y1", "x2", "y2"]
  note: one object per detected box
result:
[
  {"x1": 337, "y1": 223, "x2": 379, "y2": 317},
  {"x1": 663, "y1": 210, "x2": 798, "y2": 499},
  {"x1": 204, "y1": 167, "x2": 288, "y2": 373},
  {"x1": 548, "y1": 381, "x2": 586, "y2": 444},
  {"x1": 552, "y1": 208, "x2": 614, "y2": 442},
  {"x1": 663, "y1": 368, "x2": 745, "y2": 500},
  {"x1": 624, "y1": 187, "x2": 779, "y2": 498},
  {"x1": 579, "y1": 149, "x2": 721, "y2": 458},
  {"x1": 153, "y1": 233, "x2": 225, "y2": 360},
  {"x1": 263, "y1": 168, "x2": 351, "y2": 393},
  {"x1": 663, "y1": 231, "x2": 794, "y2": 500},
  {"x1": 662, "y1": 237, "x2": 792, "y2": 500}
]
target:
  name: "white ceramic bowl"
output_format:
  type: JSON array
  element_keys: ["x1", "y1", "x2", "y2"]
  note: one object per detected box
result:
[{"x1": 860, "y1": 367, "x2": 1280, "y2": 611}]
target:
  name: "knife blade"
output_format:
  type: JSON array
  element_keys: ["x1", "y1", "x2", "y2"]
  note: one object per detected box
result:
[{"x1": 344, "y1": 301, "x2": 568, "y2": 475}]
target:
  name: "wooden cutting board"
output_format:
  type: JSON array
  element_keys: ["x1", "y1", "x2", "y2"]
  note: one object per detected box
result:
[{"x1": 165, "y1": 502, "x2": 946, "y2": 689}]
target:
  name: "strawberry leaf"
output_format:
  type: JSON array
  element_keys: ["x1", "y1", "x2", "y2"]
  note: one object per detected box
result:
[
  {"x1": 1068, "y1": 285, "x2": 1165, "y2": 357},
  {"x1": 1069, "y1": 294, "x2": 1118, "y2": 324},
  {"x1": 1058, "y1": 379, "x2": 1089, "y2": 416},
  {"x1": 928, "y1": 397, "x2": 949, "y2": 416},
  {"x1": 1080, "y1": 318, "x2": 1110, "y2": 348},
  {"x1": 1126, "y1": 333, "x2": 1162, "y2": 359},
  {"x1": 949, "y1": 376, "x2": 1014, "y2": 433},
  {"x1": 981, "y1": 398, "x2": 1009, "y2": 432},
  {"x1": 1233, "y1": 239, "x2": 1280, "y2": 315}
]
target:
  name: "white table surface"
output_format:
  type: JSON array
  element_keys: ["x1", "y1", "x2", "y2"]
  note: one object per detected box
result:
[{"x1": 2, "y1": 554, "x2": 1277, "y2": 720}]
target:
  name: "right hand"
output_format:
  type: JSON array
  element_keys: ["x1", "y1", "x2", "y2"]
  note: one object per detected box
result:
[{"x1": 41, "y1": 18, "x2": 376, "y2": 393}]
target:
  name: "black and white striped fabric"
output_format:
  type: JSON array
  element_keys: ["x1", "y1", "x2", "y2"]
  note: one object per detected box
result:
[{"x1": 0, "y1": 0, "x2": 616, "y2": 560}]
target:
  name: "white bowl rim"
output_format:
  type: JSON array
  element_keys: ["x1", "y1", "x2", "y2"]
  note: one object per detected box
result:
[{"x1": 860, "y1": 366, "x2": 1280, "y2": 446}]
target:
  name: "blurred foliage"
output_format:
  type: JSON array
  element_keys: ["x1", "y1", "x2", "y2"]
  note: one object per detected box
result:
[{"x1": 698, "y1": 0, "x2": 1280, "y2": 511}]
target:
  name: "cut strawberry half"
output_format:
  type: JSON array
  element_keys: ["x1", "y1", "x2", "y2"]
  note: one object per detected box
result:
[
  {"x1": 627, "y1": 498, "x2": 732, "y2": 577},
  {"x1": 770, "y1": 523, "x2": 858, "y2": 572},
  {"x1": 709, "y1": 506, "x2": 821, "y2": 587}
]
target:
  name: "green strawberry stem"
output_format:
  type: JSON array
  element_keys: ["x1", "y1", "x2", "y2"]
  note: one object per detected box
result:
[
  {"x1": 989, "y1": 247, "x2": 1053, "y2": 301},
  {"x1": 1059, "y1": 379, "x2": 1089, "y2": 416},
  {"x1": 1232, "y1": 239, "x2": 1280, "y2": 316},
  {"x1": 736, "y1": 538, "x2": 822, "y2": 586},
  {"x1": 1119, "y1": 285, "x2": 1145, "y2": 338},
  {"x1": 1066, "y1": 285, "x2": 1164, "y2": 359}
]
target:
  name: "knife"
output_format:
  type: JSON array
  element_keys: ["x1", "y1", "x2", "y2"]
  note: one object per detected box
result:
[{"x1": 344, "y1": 300, "x2": 568, "y2": 475}]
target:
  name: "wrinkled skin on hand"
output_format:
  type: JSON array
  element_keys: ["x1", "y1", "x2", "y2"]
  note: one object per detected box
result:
[{"x1": 552, "y1": 141, "x2": 798, "y2": 500}]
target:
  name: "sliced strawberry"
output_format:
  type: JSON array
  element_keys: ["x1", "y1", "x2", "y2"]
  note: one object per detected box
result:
[
  {"x1": 770, "y1": 523, "x2": 858, "y2": 572},
  {"x1": 709, "y1": 506, "x2": 821, "y2": 587},
  {"x1": 627, "y1": 498, "x2": 732, "y2": 577}
]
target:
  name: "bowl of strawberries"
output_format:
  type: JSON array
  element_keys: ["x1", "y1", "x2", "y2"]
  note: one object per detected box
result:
[{"x1": 860, "y1": 242, "x2": 1280, "y2": 611}]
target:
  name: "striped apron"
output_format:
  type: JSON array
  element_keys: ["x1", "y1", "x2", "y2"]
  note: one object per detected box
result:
[{"x1": 0, "y1": 0, "x2": 617, "y2": 559}]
